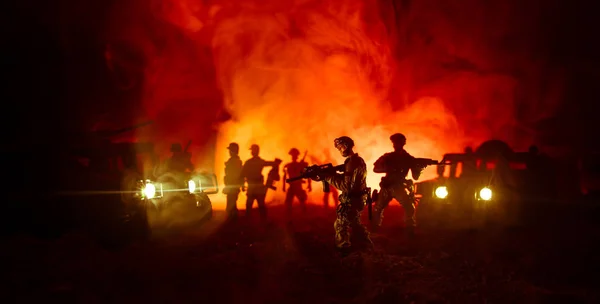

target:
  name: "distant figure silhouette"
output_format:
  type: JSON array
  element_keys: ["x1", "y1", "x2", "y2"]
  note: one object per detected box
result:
[
  {"x1": 282, "y1": 148, "x2": 310, "y2": 218},
  {"x1": 241, "y1": 144, "x2": 280, "y2": 221},
  {"x1": 372, "y1": 133, "x2": 423, "y2": 236},
  {"x1": 223, "y1": 143, "x2": 243, "y2": 220}
]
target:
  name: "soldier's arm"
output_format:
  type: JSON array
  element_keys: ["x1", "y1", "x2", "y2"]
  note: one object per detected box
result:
[
  {"x1": 240, "y1": 162, "x2": 249, "y2": 185},
  {"x1": 373, "y1": 154, "x2": 387, "y2": 173},
  {"x1": 264, "y1": 159, "x2": 281, "y2": 167},
  {"x1": 282, "y1": 165, "x2": 287, "y2": 191},
  {"x1": 235, "y1": 160, "x2": 244, "y2": 185},
  {"x1": 324, "y1": 158, "x2": 358, "y2": 193}
]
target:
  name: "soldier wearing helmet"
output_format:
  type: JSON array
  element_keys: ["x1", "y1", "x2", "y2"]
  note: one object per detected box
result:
[
  {"x1": 223, "y1": 142, "x2": 243, "y2": 220},
  {"x1": 166, "y1": 143, "x2": 194, "y2": 173},
  {"x1": 282, "y1": 148, "x2": 311, "y2": 218},
  {"x1": 311, "y1": 136, "x2": 373, "y2": 250},
  {"x1": 241, "y1": 144, "x2": 281, "y2": 221},
  {"x1": 372, "y1": 133, "x2": 421, "y2": 236}
]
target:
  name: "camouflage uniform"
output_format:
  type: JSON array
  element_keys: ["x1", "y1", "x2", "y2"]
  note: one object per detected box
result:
[
  {"x1": 223, "y1": 143, "x2": 243, "y2": 219},
  {"x1": 322, "y1": 136, "x2": 372, "y2": 249},
  {"x1": 283, "y1": 148, "x2": 310, "y2": 216},
  {"x1": 373, "y1": 133, "x2": 422, "y2": 231},
  {"x1": 241, "y1": 144, "x2": 278, "y2": 220}
]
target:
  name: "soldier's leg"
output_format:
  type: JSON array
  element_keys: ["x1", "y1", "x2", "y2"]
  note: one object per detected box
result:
[
  {"x1": 349, "y1": 202, "x2": 373, "y2": 247},
  {"x1": 297, "y1": 189, "x2": 308, "y2": 212},
  {"x1": 373, "y1": 188, "x2": 393, "y2": 227},
  {"x1": 257, "y1": 187, "x2": 268, "y2": 220},
  {"x1": 245, "y1": 189, "x2": 256, "y2": 216},
  {"x1": 226, "y1": 191, "x2": 239, "y2": 219},
  {"x1": 284, "y1": 189, "x2": 294, "y2": 217},
  {"x1": 334, "y1": 203, "x2": 352, "y2": 248},
  {"x1": 398, "y1": 191, "x2": 416, "y2": 228}
]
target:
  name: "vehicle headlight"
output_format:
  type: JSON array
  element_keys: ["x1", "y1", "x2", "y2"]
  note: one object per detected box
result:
[
  {"x1": 143, "y1": 183, "x2": 156, "y2": 199},
  {"x1": 479, "y1": 187, "x2": 492, "y2": 201},
  {"x1": 434, "y1": 186, "x2": 448, "y2": 199},
  {"x1": 188, "y1": 180, "x2": 196, "y2": 193}
]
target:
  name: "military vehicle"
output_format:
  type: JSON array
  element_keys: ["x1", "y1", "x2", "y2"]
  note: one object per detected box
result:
[
  {"x1": 8, "y1": 122, "x2": 217, "y2": 246},
  {"x1": 414, "y1": 140, "x2": 543, "y2": 226},
  {"x1": 146, "y1": 140, "x2": 218, "y2": 229}
]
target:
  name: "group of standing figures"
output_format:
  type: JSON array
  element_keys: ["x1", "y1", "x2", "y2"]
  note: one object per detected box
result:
[{"x1": 222, "y1": 133, "x2": 428, "y2": 251}]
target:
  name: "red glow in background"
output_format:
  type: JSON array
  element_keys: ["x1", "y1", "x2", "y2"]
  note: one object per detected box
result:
[{"x1": 57, "y1": 0, "x2": 567, "y2": 208}]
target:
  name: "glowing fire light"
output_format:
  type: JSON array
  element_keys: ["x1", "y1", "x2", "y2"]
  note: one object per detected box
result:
[{"x1": 102, "y1": 0, "x2": 562, "y2": 209}]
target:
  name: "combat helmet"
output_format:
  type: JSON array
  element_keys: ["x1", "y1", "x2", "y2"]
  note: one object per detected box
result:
[
  {"x1": 171, "y1": 143, "x2": 183, "y2": 153},
  {"x1": 390, "y1": 133, "x2": 406, "y2": 145},
  {"x1": 289, "y1": 148, "x2": 300, "y2": 156},
  {"x1": 334, "y1": 136, "x2": 355, "y2": 149}
]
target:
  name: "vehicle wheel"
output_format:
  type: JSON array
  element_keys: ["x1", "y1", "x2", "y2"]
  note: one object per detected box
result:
[{"x1": 196, "y1": 193, "x2": 213, "y2": 222}]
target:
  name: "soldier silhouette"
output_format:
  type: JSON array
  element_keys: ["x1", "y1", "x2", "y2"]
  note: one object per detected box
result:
[
  {"x1": 241, "y1": 144, "x2": 281, "y2": 221},
  {"x1": 223, "y1": 143, "x2": 243, "y2": 220},
  {"x1": 166, "y1": 143, "x2": 194, "y2": 173},
  {"x1": 372, "y1": 133, "x2": 426, "y2": 236},
  {"x1": 282, "y1": 148, "x2": 311, "y2": 217},
  {"x1": 311, "y1": 136, "x2": 373, "y2": 251}
]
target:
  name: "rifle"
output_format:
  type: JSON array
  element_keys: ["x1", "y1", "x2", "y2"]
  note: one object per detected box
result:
[
  {"x1": 265, "y1": 158, "x2": 283, "y2": 190},
  {"x1": 411, "y1": 158, "x2": 443, "y2": 180},
  {"x1": 286, "y1": 163, "x2": 344, "y2": 192},
  {"x1": 183, "y1": 140, "x2": 192, "y2": 153}
]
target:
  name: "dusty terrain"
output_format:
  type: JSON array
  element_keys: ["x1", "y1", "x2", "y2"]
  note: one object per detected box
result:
[{"x1": 2, "y1": 203, "x2": 600, "y2": 304}]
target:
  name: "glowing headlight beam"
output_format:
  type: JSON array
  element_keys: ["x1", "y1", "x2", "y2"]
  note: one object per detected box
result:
[
  {"x1": 479, "y1": 187, "x2": 492, "y2": 201},
  {"x1": 434, "y1": 186, "x2": 448, "y2": 199},
  {"x1": 188, "y1": 180, "x2": 196, "y2": 193},
  {"x1": 143, "y1": 183, "x2": 156, "y2": 199}
]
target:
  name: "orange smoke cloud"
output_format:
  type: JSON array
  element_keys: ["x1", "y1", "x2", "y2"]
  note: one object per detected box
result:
[{"x1": 104, "y1": 0, "x2": 563, "y2": 209}]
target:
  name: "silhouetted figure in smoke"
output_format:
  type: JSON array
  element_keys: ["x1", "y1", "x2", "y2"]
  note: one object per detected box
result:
[
  {"x1": 223, "y1": 143, "x2": 243, "y2": 221},
  {"x1": 166, "y1": 143, "x2": 194, "y2": 173},
  {"x1": 372, "y1": 133, "x2": 426, "y2": 236},
  {"x1": 282, "y1": 148, "x2": 310, "y2": 218},
  {"x1": 241, "y1": 144, "x2": 280, "y2": 221},
  {"x1": 311, "y1": 136, "x2": 372, "y2": 251}
]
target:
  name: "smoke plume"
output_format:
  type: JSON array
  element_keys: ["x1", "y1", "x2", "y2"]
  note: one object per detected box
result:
[{"x1": 103, "y1": 0, "x2": 563, "y2": 208}]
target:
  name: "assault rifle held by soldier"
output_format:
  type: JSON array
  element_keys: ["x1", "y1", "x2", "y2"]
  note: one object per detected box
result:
[
  {"x1": 285, "y1": 163, "x2": 344, "y2": 193},
  {"x1": 286, "y1": 163, "x2": 375, "y2": 220}
]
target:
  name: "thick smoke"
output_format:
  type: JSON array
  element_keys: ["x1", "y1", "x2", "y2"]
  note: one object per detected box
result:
[{"x1": 105, "y1": 0, "x2": 562, "y2": 208}]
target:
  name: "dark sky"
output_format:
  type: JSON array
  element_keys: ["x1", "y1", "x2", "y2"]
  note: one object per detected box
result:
[{"x1": 5, "y1": 0, "x2": 600, "y2": 150}]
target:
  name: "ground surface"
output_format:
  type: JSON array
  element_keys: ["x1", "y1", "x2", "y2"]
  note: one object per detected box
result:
[{"x1": 2, "y1": 203, "x2": 600, "y2": 303}]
